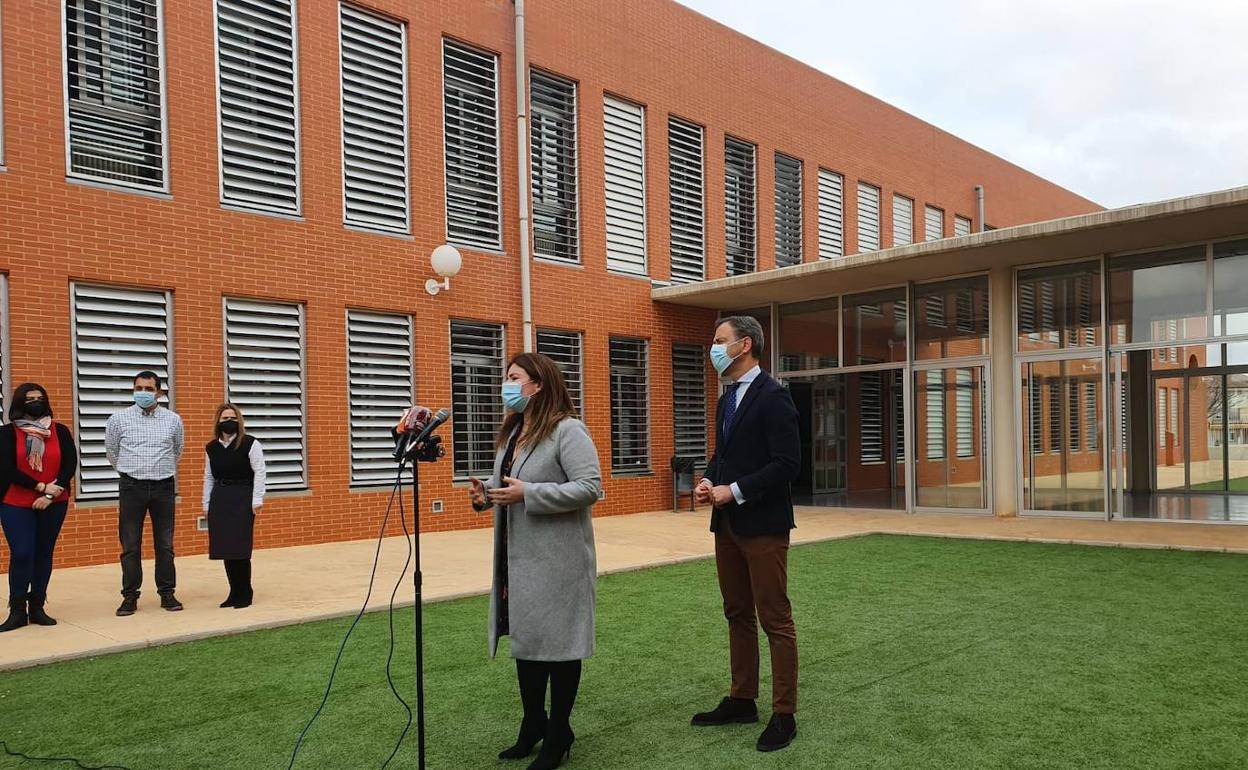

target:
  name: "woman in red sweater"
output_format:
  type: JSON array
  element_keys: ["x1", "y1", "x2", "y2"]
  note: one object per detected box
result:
[{"x1": 0, "y1": 383, "x2": 77, "y2": 632}]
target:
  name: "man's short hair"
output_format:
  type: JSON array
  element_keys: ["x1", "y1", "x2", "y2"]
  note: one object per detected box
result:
[
  {"x1": 134, "y1": 371, "x2": 163, "y2": 391},
  {"x1": 717, "y1": 315, "x2": 765, "y2": 358}
]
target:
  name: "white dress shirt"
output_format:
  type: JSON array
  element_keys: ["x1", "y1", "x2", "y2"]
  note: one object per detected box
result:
[
  {"x1": 202, "y1": 437, "x2": 267, "y2": 512},
  {"x1": 725, "y1": 365, "x2": 762, "y2": 505}
]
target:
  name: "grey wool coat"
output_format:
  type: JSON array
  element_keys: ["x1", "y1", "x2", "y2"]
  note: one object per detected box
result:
[{"x1": 484, "y1": 417, "x2": 602, "y2": 661}]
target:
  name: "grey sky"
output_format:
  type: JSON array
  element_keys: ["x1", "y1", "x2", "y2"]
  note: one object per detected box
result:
[{"x1": 677, "y1": 0, "x2": 1248, "y2": 209}]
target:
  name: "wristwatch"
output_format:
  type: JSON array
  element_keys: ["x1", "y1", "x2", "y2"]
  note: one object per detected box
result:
[{"x1": 43, "y1": 492, "x2": 55, "y2": 500}]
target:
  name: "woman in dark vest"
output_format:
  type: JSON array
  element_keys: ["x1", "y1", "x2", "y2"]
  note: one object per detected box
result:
[
  {"x1": 201, "y1": 403, "x2": 265, "y2": 608},
  {"x1": 0, "y1": 383, "x2": 78, "y2": 631}
]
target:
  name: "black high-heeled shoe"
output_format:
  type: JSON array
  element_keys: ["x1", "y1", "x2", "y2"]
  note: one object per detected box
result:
[
  {"x1": 525, "y1": 727, "x2": 573, "y2": 770},
  {"x1": 499, "y1": 717, "x2": 547, "y2": 760}
]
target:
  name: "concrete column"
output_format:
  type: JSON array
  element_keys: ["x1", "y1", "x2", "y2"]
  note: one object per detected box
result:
[{"x1": 990, "y1": 265, "x2": 1018, "y2": 516}]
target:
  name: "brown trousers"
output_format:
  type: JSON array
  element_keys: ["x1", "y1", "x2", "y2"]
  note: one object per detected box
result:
[{"x1": 714, "y1": 518, "x2": 798, "y2": 714}]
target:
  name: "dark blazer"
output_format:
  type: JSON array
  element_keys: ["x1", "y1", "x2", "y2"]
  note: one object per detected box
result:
[
  {"x1": 0, "y1": 422, "x2": 78, "y2": 503},
  {"x1": 704, "y1": 369, "x2": 800, "y2": 536}
]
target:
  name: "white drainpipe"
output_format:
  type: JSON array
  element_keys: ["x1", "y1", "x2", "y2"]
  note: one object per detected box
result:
[
  {"x1": 975, "y1": 184, "x2": 985, "y2": 232},
  {"x1": 514, "y1": 0, "x2": 533, "y2": 351}
]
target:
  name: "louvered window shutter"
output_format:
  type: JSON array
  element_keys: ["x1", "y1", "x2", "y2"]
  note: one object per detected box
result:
[
  {"x1": 672, "y1": 344, "x2": 708, "y2": 467},
  {"x1": 72, "y1": 284, "x2": 172, "y2": 499},
  {"x1": 774, "y1": 153, "x2": 803, "y2": 267},
  {"x1": 451, "y1": 321, "x2": 505, "y2": 478},
  {"x1": 530, "y1": 70, "x2": 579, "y2": 262},
  {"x1": 892, "y1": 194, "x2": 913, "y2": 247},
  {"x1": 817, "y1": 169, "x2": 844, "y2": 259},
  {"x1": 724, "y1": 138, "x2": 756, "y2": 275},
  {"x1": 347, "y1": 311, "x2": 414, "y2": 486},
  {"x1": 603, "y1": 96, "x2": 647, "y2": 275},
  {"x1": 225, "y1": 298, "x2": 306, "y2": 489},
  {"x1": 215, "y1": 0, "x2": 301, "y2": 215},
  {"x1": 340, "y1": 5, "x2": 409, "y2": 234},
  {"x1": 925, "y1": 205, "x2": 943, "y2": 241},
  {"x1": 610, "y1": 338, "x2": 650, "y2": 474},
  {"x1": 668, "y1": 117, "x2": 705, "y2": 283},
  {"x1": 857, "y1": 182, "x2": 880, "y2": 252},
  {"x1": 443, "y1": 40, "x2": 501, "y2": 249},
  {"x1": 65, "y1": 0, "x2": 167, "y2": 190},
  {"x1": 536, "y1": 330, "x2": 583, "y2": 414}
]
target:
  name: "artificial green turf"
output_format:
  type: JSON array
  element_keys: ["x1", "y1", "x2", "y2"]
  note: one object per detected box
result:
[
  {"x1": 2, "y1": 535, "x2": 1246, "y2": 769},
  {"x1": 1189, "y1": 476, "x2": 1248, "y2": 492}
]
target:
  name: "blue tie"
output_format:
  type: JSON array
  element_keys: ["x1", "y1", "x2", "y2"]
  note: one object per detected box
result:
[{"x1": 722, "y1": 382, "x2": 741, "y2": 438}]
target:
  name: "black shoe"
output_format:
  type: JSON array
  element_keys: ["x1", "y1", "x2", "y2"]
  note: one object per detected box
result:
[
  {"x1": 0, "y1": 597, "x2": 28, "y2": 632},
  {"x1": 756, "y1": 713, "x2": 797, "y2": 752},
  {"x1": 691, "y1": 696, "x2": 759, "y2": 726},
  {"x1": 525, "y1": 726, "x2": 573, "y2": 770},
  {"x1": 499, "y1": 715, "x2": 547, "y2": 760},
  {"x1": 27, "y1": 593, "x2": 56, "y2": 626},
  {"x1": 160, "y1": 594, "x2": 184, "y2": 612},
  {"x1": 116, "y1": 596, "x2": 138, "y2": 616},
  {"x1": 232, "y1": 589, "x2": 253, "y2": 609},
  {"x1": 220, "y1": 595, "x2": 236, "y2": 608}
]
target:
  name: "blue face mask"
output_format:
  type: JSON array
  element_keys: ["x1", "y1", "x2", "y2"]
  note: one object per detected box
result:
[
  {"x1": 502, "y1": 382, "x2": 530, "y2": 413},
  {"x1": 709, "y1": 340, "x2": 742, "y2": 376},
  {"x1": 134, "y1": 391, "x2": 158, "y2": 409}
]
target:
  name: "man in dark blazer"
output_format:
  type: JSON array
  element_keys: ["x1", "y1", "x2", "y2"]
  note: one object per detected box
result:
[{"x1": 692, "y1": 315, "x2": 801, "y2": 752}]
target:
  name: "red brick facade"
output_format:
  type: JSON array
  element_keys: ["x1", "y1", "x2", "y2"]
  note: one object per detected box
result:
[{"x1": 0, "y1": 0, "x2": 1098, "y2": 568}]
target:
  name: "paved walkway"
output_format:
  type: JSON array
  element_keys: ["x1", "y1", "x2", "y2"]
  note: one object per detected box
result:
[{"x1": 3, "y1": 507, "x2": 1246, "y2": 671}]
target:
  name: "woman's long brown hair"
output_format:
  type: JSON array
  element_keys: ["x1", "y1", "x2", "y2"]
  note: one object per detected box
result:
[
  {"x1": 212, "y1": 403, "x2": 248, "y2": 445},
  {"x1": 496, "y1": 353, "x2": 576, "y2": 448}
]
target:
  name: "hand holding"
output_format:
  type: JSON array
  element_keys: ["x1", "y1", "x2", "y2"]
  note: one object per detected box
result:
[
  {"x1": 710, "y1": 485, "x2": 735, "y2": 508},
  {"x1": 468, "y1": 477, "x2": 488, "y2": 508},
  {"x1": 32, "y1": 496, "x2": 51, "y2": 511},
  {"x1": 44, "y1": 482, "x2": 65, "y2": 498},
  {"x1": 488, "y1": 477, "x2": 526, "y2": 506},
  {"x1": 694, "y1": 478, "x2": 713, "y2": 505}
]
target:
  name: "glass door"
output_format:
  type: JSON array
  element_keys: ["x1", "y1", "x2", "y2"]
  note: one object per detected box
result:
[{"x1": 812, "y1": 378, "x2": 846, "y2": 494}]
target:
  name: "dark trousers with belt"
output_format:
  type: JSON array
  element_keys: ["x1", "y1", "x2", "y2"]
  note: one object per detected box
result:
[
  {"x1": 1, "y1": 502, "x2": 69, "y2": 598},
  {"x1": 118, "y1": 475, "x2": 176, "y2": 598},
  {"x1": 715, "y1": 517, "x2": 799, "y2": 714}
]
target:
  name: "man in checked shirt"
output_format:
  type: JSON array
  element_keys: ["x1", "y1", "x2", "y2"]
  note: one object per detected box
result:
[{"x1": 106, "y1": 371, "x2": 185, "y2": 616}]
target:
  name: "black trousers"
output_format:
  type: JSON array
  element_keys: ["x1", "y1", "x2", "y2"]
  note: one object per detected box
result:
[
  {"x1": 118, "y1": 476, "x2": 176, "y2": 598},
  {"x1": 516, "y1": 659, "x2": 582, "y2": 732},
  {"x1": 223, "y1": 559, "x2": 252, "y2": 599}
]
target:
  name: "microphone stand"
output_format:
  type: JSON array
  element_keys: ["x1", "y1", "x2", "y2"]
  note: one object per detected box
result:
[{"x1": 398, "y1": 433, "x2": 444, "y2": 770}]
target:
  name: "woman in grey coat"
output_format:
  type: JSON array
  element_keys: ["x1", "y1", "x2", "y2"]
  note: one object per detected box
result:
[{"x1": 469, "y1": 352, "x2": 601, "y2": 770}]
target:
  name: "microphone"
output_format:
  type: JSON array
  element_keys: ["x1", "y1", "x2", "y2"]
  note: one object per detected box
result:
[
  {"x1": 408, "y1": 408, "x2": 450, "y2": 450},
  {"x1": 393, "y1": 406, "x2": 435, "y2": 461}
]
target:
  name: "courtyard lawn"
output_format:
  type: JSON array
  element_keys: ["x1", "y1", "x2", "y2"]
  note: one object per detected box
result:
[{"x1": 1, "y1": 535, "x2": 1246, "y2": 769}]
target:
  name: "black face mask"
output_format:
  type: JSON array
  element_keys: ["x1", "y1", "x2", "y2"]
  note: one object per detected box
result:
[
  {"x1": 25, "y1": 400, "x2": 49, "y2": 419},
  {"x1": 218, "y1": 419, "x2": 240, "y2": 436}
]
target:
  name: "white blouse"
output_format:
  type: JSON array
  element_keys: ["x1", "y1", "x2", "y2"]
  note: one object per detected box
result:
[{"x1": 202, "y1": 437, "x2": 267, "y2": 512}]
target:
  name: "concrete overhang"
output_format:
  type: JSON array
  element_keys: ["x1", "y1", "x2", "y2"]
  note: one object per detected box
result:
[{"x1": 652, "y1": 186, "x2": 1248, "y2": 310}]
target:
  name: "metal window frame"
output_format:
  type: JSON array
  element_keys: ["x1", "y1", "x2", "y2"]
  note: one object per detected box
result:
[
  {"x1": 212, "y1": 0, "x2": 304, "y2": 217},
  {"x1": 953, "y1": 213, "x2": 973, "y2": 237},
  {"x1": 603, "y1": 92, "x2": 648, "y2": 276},
  {"x1": 222, "y1": 295, "x2": 308, "y2": 490},
  {"x1": 856, "y1": 180, "x2": 881, "y2": 253},
  {"x1": 535, "y1": 327, "x2": 584, "y2": 413},
  {"x1": 723, "y1": 134, "x2": 757, "y2": 276},
  {"x1": 608, "y1": 336, "x2": 651, "y2": 475},
  {"x1": 70, "y1": 281, "x2": 175, "y2": 501},
  {"x1": 60, "y1": 0, "x2": 171, "y2": 193},
  {"x1": 449, "y1": 319, "x2": 506, "y2": 480},
  {"x1": 773, "y1": 151, "x2": 803, "y2": 268},
  {"x1": 892, "y1": 192, "x2": 914, "y2": 247},
  {"x1": 345, "y1": 307, "x2": 416, "y2": 488},
  {"x1": 924, "y1": 204, "x2": 944, "y2": 241},
  {"x1": 816, "y1": 167, "x2": 844, "y2": 260},
  {"x1": 338, "y1": 3, "x2": 411, "y2": 236},
  {"x1": 671, "y1": 341, "x2": 709, "y2": 466},
  {"x1": 441, "y1": 37, "x2": 502, "y2": 251},
  {"x1": 667, "y1": 115, "x2": 706, "y2": 283}
]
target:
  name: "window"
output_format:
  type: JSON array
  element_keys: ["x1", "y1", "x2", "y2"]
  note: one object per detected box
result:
[
  {"x1": 451, "y1": 321, "x2": 505, "y2": 478},
  {"x1": 774, "y1": 153, "x2": 803, "y2": 268},
  {"x1": 817, "y1": 169, "x2": 843, "y2": 259},
  {"x1": 347, "y1": 310, "x2": 414, "y2": 487},
  {"x1": 893, "y1": 194, "x2": 913, "y2": 247},
  {"x1": 856, "y1": 182, "x2": 880, "y2": 252},
  {"x1": 1168, "y1": 387, "x2": 1178, "y2": 437},
  {"x1": 1068, "y1": 380, "x2": 1081, "y2": 452},
  {"x1": 1158, "y1": 386, "x2": 1167, "y2": 445},
  {"x1": 1086, "y1": 381, "x2": 1099, "y2": 452},
  {"x1": 340, "y1": 5, "x2": 408, "y2": 234},
  {"x1": 668, "y1": 117, "x2": 704, "y2": 283},
  {"x1": 224, "y1": 298, "x2": 306, "y2": 490},
  {"x1": 861, "y1": 371, "x2": 883, "y2": 463},
  {"x1": 894, "y1": 373, "x2": 905, "y2": 463},
  {"x1": 530, "y1": 70, "x2": 578, "y2": 263},
  {"x1": 672, "y1": 344, "x2": 707, "y2": 466},
  {"x1": 954, "y1": 214, "x2": 972, "y2": 237},
  {"x1": 926, "y1": 370, "x2": 945, "y2": 460},
  {"x1": 443, "y1": 40, "x2": 501, "y2": 249},
  {"x1": 1029, "y1": 376, "x2": 1043, "y2": 455},
  {"x1": 215, "y1": 0, "x2": 300, "y2": 215},
  {"x1": 603, "y1": 95, "x2": 647, "y2": 275},
  {"x1": 925, "y1": 295, "x2": 946, "y2": 328},
  {"x1": 924, "y1": 205, "x2": 943, "y2": 241},
  {"x1": 72, "y1": 283, "x2": 172, "y2": 500},
  {"x1": 609, "y1": 337, "x2": 649, "y2": 474},
  {"x1": 1048, "y1": 379, "x2": 1061, "y2": 453},
  {"x1": 536, "y1": 329, "x2": 582, "y2": 414},
  {"x1": 65, "y1": 0, "x2": 167, "y2": 190},
  {"x1": 724, "y1": 137, "x2": 756, "y2": 275},
  {"x1": 956, "y1": 368, "x2": 974, "y2": 458},
  {"x1": 1018, "y1": 261, "x2": 1103, "y2": 351}
]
